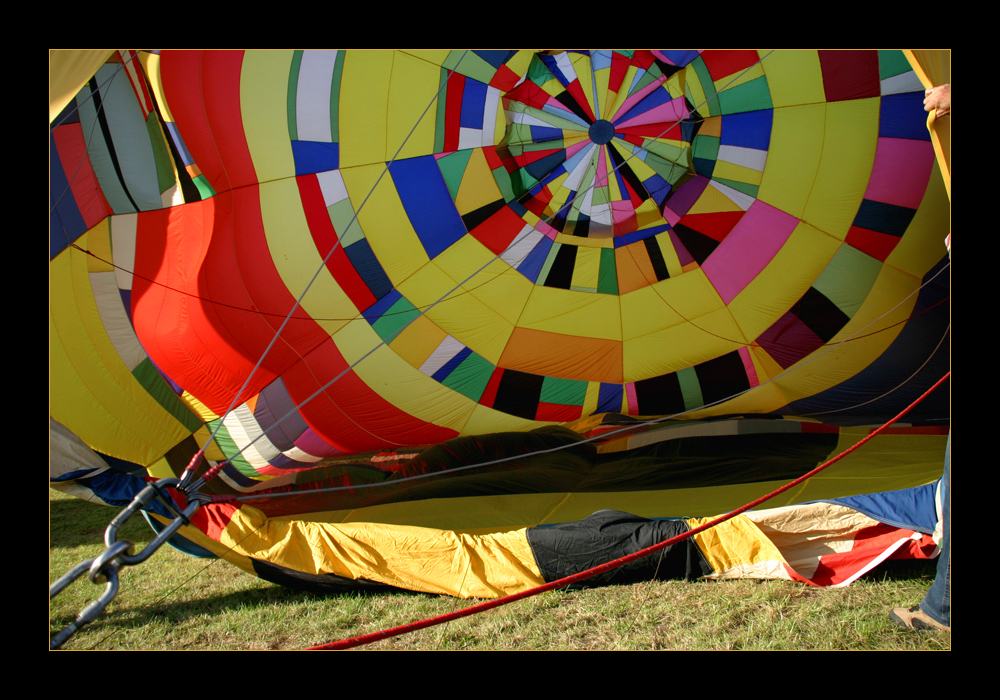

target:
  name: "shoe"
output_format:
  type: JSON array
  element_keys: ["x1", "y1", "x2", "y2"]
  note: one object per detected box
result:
[{"x1": 890, "y1": 606, "x2": 950, "y2": 632}]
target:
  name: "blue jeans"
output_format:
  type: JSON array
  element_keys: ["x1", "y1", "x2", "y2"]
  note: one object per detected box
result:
[{"x1": 919, "y1": 434, "x2": 950, "y2": 627}]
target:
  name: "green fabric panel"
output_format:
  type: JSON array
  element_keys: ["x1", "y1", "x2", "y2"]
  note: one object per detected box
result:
[
  {"x1": 287, "y1": 50, "x2": 303, "y2": 142},
  {"x1": 131, "y1": 358, "x2": 203, "y2": 433},
  {"x1": 717, "y1": 76, "x2": 773, "y2": 114},
  {"x1": 441, "y1": 351, "x2": 494, "y2": 401}
]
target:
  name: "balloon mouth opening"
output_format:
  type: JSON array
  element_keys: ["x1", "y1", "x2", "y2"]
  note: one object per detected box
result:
[{"x1": 588, "y1": 119, "x2": 615, "y2": 145}]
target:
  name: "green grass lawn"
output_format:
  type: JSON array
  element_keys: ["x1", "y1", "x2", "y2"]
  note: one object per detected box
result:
[{"x1": 50, "y1": 488, "x2": 950, "y2": 650}]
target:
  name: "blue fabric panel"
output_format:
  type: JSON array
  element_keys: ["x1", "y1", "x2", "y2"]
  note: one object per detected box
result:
[
  {"x1": 292, "y1": 140, "x2": 340, "y2": 176},
  {"x1": 597, "y1": 382, "x2": 624, "y2": 413},
  {"x1": 388, "y1": 156, "x2": 468, "y2": 260},
  {"x1": 826, "y1": 482, "x2": 939, "y2": 534},
  {"x1": 525, "y1": 150, "x2": 567, "y2": 181},
  {"x1": 460, "y1": 78, "x2": 488, "y2": 129},
  {"x1": 659, "y1": 50, "x2": 701, "y2": 68},
  {"x1": 473, "y1": 50, "x2": 517, "y2": 69},
  {"x1": 362, "y1": 287, "x2": 402, "y2": 323},
  {"x1": 432, "y1": 346, "x2": 472, "y2": 382},
  {"x1": 853, "y1": 199, "x2": 916, "y2": 236},
  {"x1": 615, "y1": 86, "x2": 673, "y2": 128},
  {"x1": 50, "y1": 133, "x2": 86, "y2": 258},
  {"x1": 879, "y1": 92, "x2": 932, "y2": 141},
  {"x1": 345, "y1": 238, "x2": 394, "y2": 300},
  {"x1": 720, "y1": 109, "x2": 772, "y2": 150},
  {"x1": 515, "y1": 234, "x2": 551, "y2": 283}
]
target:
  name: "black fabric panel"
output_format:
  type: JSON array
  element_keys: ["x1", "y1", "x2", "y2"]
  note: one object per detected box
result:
[
  {"x1": 555, "y1": 89, "x2": 592, "y2": 123},
  {"x1": 544, "y1": 243, "x2": 577, "y2": 289},
  {"x1": 634, "y1": 371, "x2": 685, "y2": 415},
  {"x1": 235, "y1": 427, "x2": 840, "y2": 518},
  {"x1": 492, "y1": 369, "x2": 545, "y2": 420},
  {"x1": 671, "y1": 222, "x2": 719, "y2": 265},
  {"x1": 527, "y1": 510, "x2": 712, "y2": 586},
  {"x1": 644, "y1": 235, "x2": 670, "y2": 281},
  {"x1": 694, "y1": 351, "x2": 751, "y2": 407},
  {"x1": 795, "y1": 287, "x2": 851, "y2": 343},
  {"x1": 461, "y1": 199, "x2": 506, "y2": 233},
  {"x1": 852, "y1": 199, "x2": 915, "y2": 237},
  {"x1": 607, "y1": 143, "x2": 650, "y2": 201}
]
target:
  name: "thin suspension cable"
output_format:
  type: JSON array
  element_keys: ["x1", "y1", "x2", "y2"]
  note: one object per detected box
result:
[
  {"x1": 50, "y1": 51, "x2": 139, "y2": 222},
  {"x1": 308, "y1": 370, "x2": 950, "y2": 651},
  {"x1": 194, "y1": 51, "x2": 780, "y2": 488},
  {"x1": 181, "y1": 51, "x2": 472, "y2": 487},
  {"x1": 217, "y1": 257, "x2": 950, "y2": 503}
]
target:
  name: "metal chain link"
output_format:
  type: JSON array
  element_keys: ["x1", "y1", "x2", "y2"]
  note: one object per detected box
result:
[{"x1": 50, "y1": 478, "x2": 207, "y2": 649}]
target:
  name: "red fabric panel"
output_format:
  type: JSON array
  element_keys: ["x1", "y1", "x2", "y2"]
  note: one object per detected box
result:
[
  {"x1": 159, "y1": 50, "x2": 257, "y2": 193},
  {"x1": 701, "y1": 50, "x2": 762, "y2": 82},
  {"x1": 818, "y1": 50, "x2": 881, "y2": 102},
  {"x1": 296, "y1": 174, "x2": 376, "y2": 311},
  {"x1": 443, "y1": 73, "x2": 464, "y2": 153},
  {"x1": 469, "y1": 205, "x2": 527, "y2": 256},
  {"x1": 52, "y1": 123, "x2": 112, "y2": 228}
]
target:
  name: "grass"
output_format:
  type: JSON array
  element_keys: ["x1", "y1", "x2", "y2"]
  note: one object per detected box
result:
[{"x1": 50, "y1": 488, "x2": 950, "y2": 650}]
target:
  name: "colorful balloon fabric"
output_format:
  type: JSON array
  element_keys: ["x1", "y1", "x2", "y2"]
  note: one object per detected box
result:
[{"x1": 50, "y1": 50, "x2": 950, "y2": 596}]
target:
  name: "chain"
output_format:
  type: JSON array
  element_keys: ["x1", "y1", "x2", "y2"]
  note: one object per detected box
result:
[{"x1": 49, "y1": 478, "x2": 208, "y2": 650}]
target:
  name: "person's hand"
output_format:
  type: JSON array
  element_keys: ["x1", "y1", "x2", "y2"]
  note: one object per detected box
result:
[{"x1": 924, "y1": 84, "x2": 950, "y2": 118}]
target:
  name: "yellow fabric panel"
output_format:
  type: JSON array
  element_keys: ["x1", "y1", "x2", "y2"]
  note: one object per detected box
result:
[
  {"x1": 625, "y1": 270, "x2": 726, "y2": 340},
  {"x1": 623, "y1": 306, "x2": 746, "y2": 382},
  {"x1": 458, "y1": 402, "x2": 541, "y2": 439},
  {"x1": 636, "y1": 197, "x2": 667, "y2": 232},
  {"x1": 570, "y1": 245, "x2": 601, "y2": 290},
  {"x1": 758, "y1": 103, "x2": 827, "y2": 220},
  {"x1": 139, "y1": 53, "x2": 173, "y2": 122},
  {"x1": 455, "y1": 148, "x2": 504, "y2": 215},
  {"x1": 800, "y1": 99, "x2": 880, "y2": 238},
  {"x1": 49, "y1": 49, "x2": 115, "y2": 123},
  {"x1": 760, "y1": 50, "x2": 825, "y2": 108},
  {"x1": 687, "y1": 179, "x2": 747, "y2": 215},
  {"x1": 339, "y1": 51, "x2": 393, "y2": 168},
  {"x1": 569, "y1": 53, "x2": 598, "y2": 119},
  {"x1": 397, "y1": 259, "x2": 516, "y2": 365},
  {"x1": 556, "y1": 232, "x2": 612, "y2": 249},
  {"x1": 307, "y1": 428, "x2": 946, "y2": 530},
  {"x1": 219, "y1": 506, "x2": 544, "y2": 598},
  {"x1": 499, "y1": 326, "x2": 624, "y2": 383},
  {"x1": 344, "y1": 163, "x2": 430, "y2": 284},
  {"x1": 727, "y1": 222, "x2": 841, "y2": 341},
  {"x1": 240, "y1": 50, "x2": 296, "y2": 184},
  {"x1": 399, "y1": 49, "x2": 452, "y2": 67},
  {"x1": 684, "y1": 376, "x2": 792, "y2": 419},
  {"x1": 432, "y1": 235, "x2": 534, "y2": 327},
  {"x1": 518, "y1": 285, "x2": 622, "y2": 341},
  {"x1": 885, "y1": 157, "x2": 950, "y2": 273},
  {"x1": 388, "y1": 314, "x2": 449, "y2": 369},
  {"x1": 903, "y1": 50, "x2": 950, "y2": 199},
  {"x1": 784, "y1": 430, "x2": 946, "y2": 503},
  {"x1": 687, "y1": 514, "x2": 789, "y2": 580},
  {"x1": 84, "y1": 218, "x2": 113, "y2": 273},
  {"x1": 49, "y1": 242, "x2": 192, "y2": 467},
  {"x1": 257, "y1": 178, "x2": 355, "y2": 336},
  {"x1": 333, "y1": 318, "x2": 474, "y2": 433},
  {"x1": 620, "y1": 285, "x2": 683, "y2": 340},
  {"x1": 712, "y1": 159, "x2": 763, "y2": 188},
  {"x1": 388, "y1": 51, "x2": 441, "y2": 161}
]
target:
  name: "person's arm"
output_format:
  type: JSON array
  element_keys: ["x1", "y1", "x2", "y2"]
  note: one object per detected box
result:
[{"x1": 924, "y1": 84, "x2": 950, "y2": 118}]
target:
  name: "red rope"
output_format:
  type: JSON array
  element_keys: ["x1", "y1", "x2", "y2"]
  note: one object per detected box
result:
[{"x1": 308, "y1": 372, "x2": 950, "y2": 650}]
